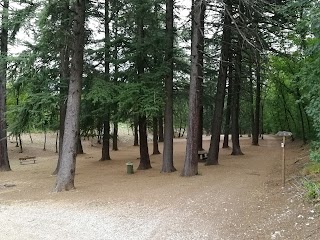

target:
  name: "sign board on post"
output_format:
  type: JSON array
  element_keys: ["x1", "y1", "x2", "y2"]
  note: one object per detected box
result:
[{"x1": 276, "y1": 131, "x2": 292, "y2": 187}]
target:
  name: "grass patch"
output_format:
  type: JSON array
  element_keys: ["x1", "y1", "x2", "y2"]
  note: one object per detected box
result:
[
  {"x1": 304, "y1": 180, "x2": 320, "y2": 201},
  {"x1": 302, "y1": 162, "x2": 320, "y2": 175}
]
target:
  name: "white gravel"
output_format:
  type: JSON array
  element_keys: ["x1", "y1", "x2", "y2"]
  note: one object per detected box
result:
[{"x1": 0, "y1": 201, "x2": 221, "y2": 240}]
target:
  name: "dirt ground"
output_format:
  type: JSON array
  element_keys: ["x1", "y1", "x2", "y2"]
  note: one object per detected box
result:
[{"x1": 0, "y1": 132, "x2": 319, "y2": 240}]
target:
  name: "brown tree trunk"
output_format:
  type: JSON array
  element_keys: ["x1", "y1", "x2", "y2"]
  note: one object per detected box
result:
[
  {"x1": 112, "y1": 121, "x2": 118, "y2": 151},
  {"x1": 182, "y1": 0, "x2": 205, "y2": 176},
  {"x1": 0, "y1": 0, "x2": 10, "y2": 171},
  {"x1": 53, "y1": 1, "x2": 70, "y2": 175},
  {"x1": 231, "y1": 37, "x2": 243, "y2": 156},
  {"x1": 252, "y1": 53, "x2": 261, "y2": 146},
  {"x1": 77, "y1": 133, "x2": 84, "y2": 154},
  {"x1": 55, "y1": 0, "x2": 86, "y2": 192},
  {"x1": 152, "y1": 116, "x2": 161, "y2": 155},
  {"x1": 197, "y1": 1, "x2": 205, "y2": 151},
  {"x1": 133, "y1": 118, "x2": 139, "y2": 146},
  {"x1": 101, "y1": 0, "x2": 111, "y2": 160},
  {"x1": 222, "y1": 84, "x2": 232, "y2": 148},
  {"x1": 206, "y1": 0, "x2": 232, "y2": 165},
  {"x1": 137, "y1": 116, "x2": 152, "y2": 170},
  {"x1": 158, "y1": 115, "x2": 164, "y2": 142},
  {"x1": 162, "y1": 0, "x2": 176, "y2": 172},
  {"x1": 101, "y1": 119, "x2": 111, "y2": 160}
]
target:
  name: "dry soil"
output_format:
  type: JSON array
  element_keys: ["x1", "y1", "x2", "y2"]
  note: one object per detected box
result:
[{"x1": 0, "y1": 133, "x2": 319, "y2": 240}]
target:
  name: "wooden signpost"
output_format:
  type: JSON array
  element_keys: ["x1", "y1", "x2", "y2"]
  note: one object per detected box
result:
[{"x1": 276, "y1": 131, "x2": 292, "y2": 187}]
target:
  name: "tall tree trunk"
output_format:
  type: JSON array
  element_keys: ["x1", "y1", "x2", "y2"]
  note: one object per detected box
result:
[
  {"x1": 55, "y1": 131, "x2": 59, "y2": 153},
  {"x1": 18, "y1": 134, "x2": 22, "y2": 153},
  {"x1": 101, "y1": 119, "x2": 111, "y2": 160},
  {"x1": 0, "y1": 0, "x2": 10, "y2": 171},
  {"x1": 55, "y1": 0, "x2": 86, "y2": 192},
  {"x1": 152, "y1": 116, "x2": 161, "y2": 155},
  {"x1": 206, "y1": 0, "x2": 232, "y2": 165},
  {"x1": 252, "y1": 53, "x2": 261, "y2": 146},
  {"x1": 162, "y1": 0, "x2": 176, "y2": 172},
  {"x1": 112, "y1": 121, "x2": 118, "y2": 151},
  {"x1": 53, "y1": 1, "x2": 70, "y2": 175},
  {"x1": 182, "y1": 0, "x2": 205, "y2": 176},
  {"x1": 197, "y1": 1, "x2": 205, "y2": 151},
  {"x1": 230, "y1": 35, "x2": 243, "y2": 155},
  {"x1": 101, "y1": 0, "x2": 111, "y2": 160},
  {"x1": 112, "y1": 2, "x2": 119, "y2": 151},
  {"x1": 158, "y1": 115, "x2": 164, "y2": 142},
  {"x1": 249, "y1": 60, "x2": 255, "y2": 141},
  {"x1": 222, "y1": 84, "x2": 232, "y2": 148},
  {"x1": 77, "y1": 133, "x2": 84, "y2": 154},
  {"x1": 136, "y1": 6, "x2": 151, "y2": 170},
  {"x1": 43, "y1": 130, "x2": 47, "y2": 151},
  {"x1": 133, "y1": 118, "x2": 139, "y2": 146},
  {"x1": 137, "y1": 116, "x2": 152, "y2": 170}
]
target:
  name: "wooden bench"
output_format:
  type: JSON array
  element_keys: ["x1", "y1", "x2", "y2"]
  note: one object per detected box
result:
[
  {"x1": 19, "y1": 156, "x2": 36, "y2": 165},
  {"x1": 198, "y1": 150, "x2": 208, "y2": 162}
]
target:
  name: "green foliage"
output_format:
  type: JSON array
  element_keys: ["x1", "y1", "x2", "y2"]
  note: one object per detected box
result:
[
  {"x1": 304, "y1": 180, "x2": 320, "y2": 201},
  {"x1": 309, "y1": 142, "x2": 320, "y2": 163}
]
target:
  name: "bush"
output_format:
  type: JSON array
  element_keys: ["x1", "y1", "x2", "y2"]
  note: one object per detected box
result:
[
  {"x1": 304, "y1": 180, "x2": 320, "y2": 200},
  {"x1": 310, "y1": 141, "x2": 320, "y2": 163}
]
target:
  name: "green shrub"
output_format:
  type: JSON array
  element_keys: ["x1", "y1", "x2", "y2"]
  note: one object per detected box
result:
[
  {"x1": 304, "y1": 180, "x2": 320, "y2": 200},
  {"x1": 310, "y1": 141, "x2": 320, "y2": 163}
]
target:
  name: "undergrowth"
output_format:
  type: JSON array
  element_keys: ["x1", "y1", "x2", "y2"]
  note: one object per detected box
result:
[{"x1": 303, "y1": 141, "x2": 320, "y2": 201}]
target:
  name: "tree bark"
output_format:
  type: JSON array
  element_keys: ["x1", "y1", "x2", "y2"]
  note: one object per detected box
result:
[
  {"x1": 197, "y1": 1, "x2": 205, "y2": 151},
  {"x1": 0, "y1": 0, "x2": 10, "y2": 171},
  {"x1": 101, "y1": 120, "x2": 111, "y2": 160},
  {"x1": 112, "y1": 121, "x2": 118, "y2": 151},
  {"x1": 162, "y1": 0, "x2": 176, "y2": 173},
  {"x1": 158, "y1": 115, "x2": 164, "y2": 142},
  {"x1": 231, "y1": 36, "x2": 244, "y2": 156},
  {"x1": 152, "y1": 116, "x2": 161, "y2": 155},
  {"x1": 222, "y1": 84, "x2": 232, "y2": 148},
  {"x1": 182, "y1": 0, "x2": 205, "y2": 176},
  {"x1": 53, "y1": 0, "x2": 70, "y2": 175},
  {"x1": 55, "y1": 0, "x2": 86, "y2": 192},
  {"x1": 137, "y1": 116, "x2": 152, "y2": 170},
  {"x1": 101, "y1": 0, "x2": 111, "y2": 160},
  {"x1": 206, "y1": 0, "x2": 232, "y2": 165},
  {"x1": 252, "y1": 53, "x2": 261, "y2": 146},
  {"x1": 133, "y1": 118, "x2": 139, "y2": 146}
]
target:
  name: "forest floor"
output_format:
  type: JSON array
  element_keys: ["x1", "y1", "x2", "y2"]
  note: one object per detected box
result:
[{"x1": 0, "y1": 131, "x2": 319, "y2": 240}]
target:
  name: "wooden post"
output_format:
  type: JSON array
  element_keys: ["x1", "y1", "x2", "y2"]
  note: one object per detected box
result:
[{"x1": 282, "y1": 136, "x2": 285, "y2": 187}]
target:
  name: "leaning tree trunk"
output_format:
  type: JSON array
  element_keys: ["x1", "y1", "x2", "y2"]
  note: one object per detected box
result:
[
  {"x1": 206, "y1": 0, "x2": 232, "y2": 165},
  {"x1": 162, "y1": 0, "x2": 176, "y2": 173},
  {"x1": 182, "y1": 0, "x2": 205, "y2": 177},
  {"x1": 55, "y1": 0, "x2": 86, "y2": 192},
  {"x1": 137, "y1": 116, "x2": 152, "y2": 170},
  {"x1": 0, "y1": 0, "x2": 10, "y2": 171}
]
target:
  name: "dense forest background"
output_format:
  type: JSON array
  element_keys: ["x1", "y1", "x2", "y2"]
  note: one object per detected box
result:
[{"x1": 0, "y1": 0, "x2": 320, "y2": 191}]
